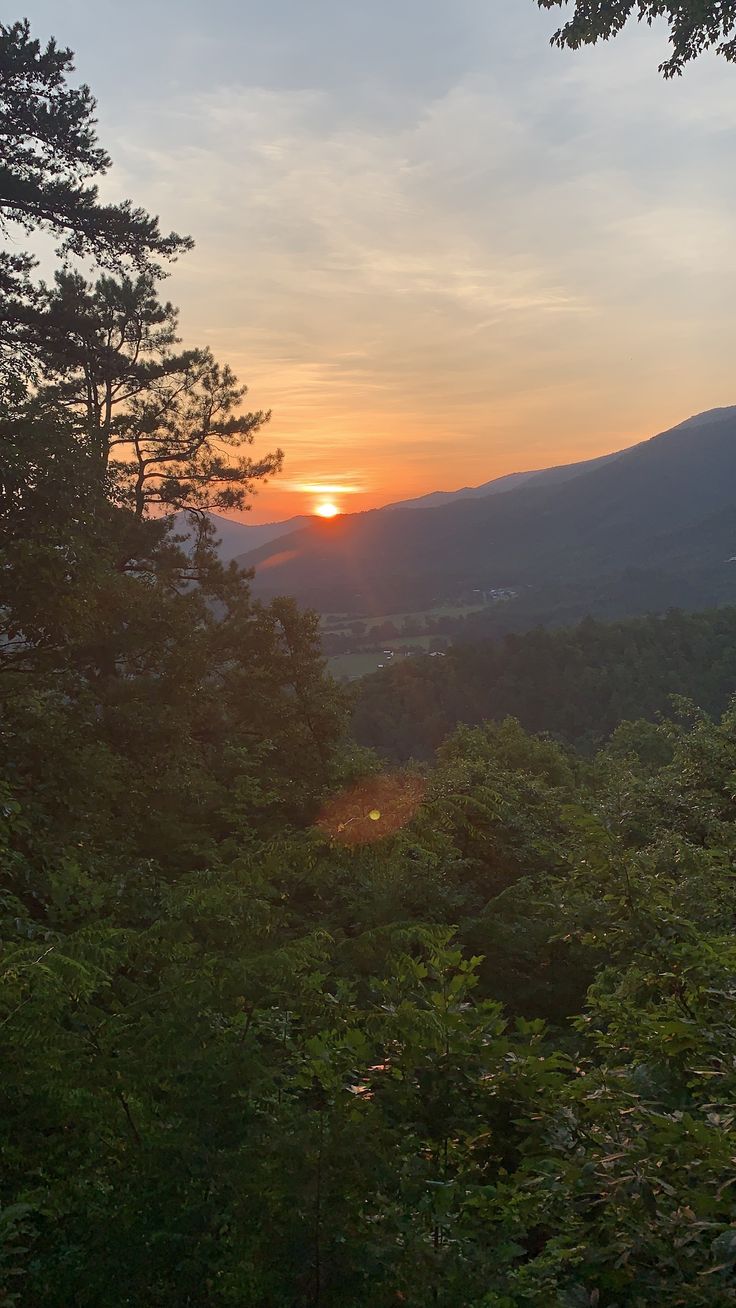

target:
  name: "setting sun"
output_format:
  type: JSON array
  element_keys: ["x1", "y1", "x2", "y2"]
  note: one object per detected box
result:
[{"x1": 315, "y1": 502, "x2": 340, "y2": 518}]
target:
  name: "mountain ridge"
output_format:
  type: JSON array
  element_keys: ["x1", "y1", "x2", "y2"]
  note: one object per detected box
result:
[
  {"x1": 235, "y1": 406, "x2": 736, "y2": 615},
  {"x1": 180, "y1": 428, "x2": 642, "y2": 560}
]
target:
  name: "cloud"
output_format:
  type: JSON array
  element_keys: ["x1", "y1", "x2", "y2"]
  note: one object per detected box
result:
[{"x1": 42, "y1": 0, "x2": 736, "y2": 516}]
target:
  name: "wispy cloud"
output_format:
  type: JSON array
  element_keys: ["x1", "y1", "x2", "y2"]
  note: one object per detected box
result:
[{"x1": 31, "y1": 0, "x2": 736, "y2": 517}]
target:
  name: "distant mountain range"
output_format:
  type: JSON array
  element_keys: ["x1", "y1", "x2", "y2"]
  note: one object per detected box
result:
[
  {"x1": 227, "y1": 406, "x2": 736, "y2": 617},
  {"x1": 172, "y1": 511, "x2": 315, "y2": 562},
  {"x1": 383, "y1": 450, "x2": 617, "y2": 511},
  {"x1": 181, "y1": 448, "x2": 619, "y2": 561}
]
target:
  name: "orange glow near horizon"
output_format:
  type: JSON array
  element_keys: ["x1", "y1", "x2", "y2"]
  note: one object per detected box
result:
[
  {"x1": 230, "y1": 402, "x2": 702, "y2": 525},
  {"x1": 314, "y1": 501, "x2": 341, "y2": 518}
]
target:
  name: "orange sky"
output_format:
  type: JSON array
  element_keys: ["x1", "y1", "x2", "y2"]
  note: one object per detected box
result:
[
  {"x1": 229, "y1": 375, "x2": 724, "y2": 523},
  {"x1": 32, "y1": 0, "x2": 736, "y2": 525}
]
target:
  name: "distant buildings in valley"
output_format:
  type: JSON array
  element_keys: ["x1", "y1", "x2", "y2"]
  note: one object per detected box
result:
[
  {"x1": 324, "y1": 590, "x2": 522, "y2": 680},
  {"x1": 471, "y1": 587, "x2": 519, "y2": 602}
]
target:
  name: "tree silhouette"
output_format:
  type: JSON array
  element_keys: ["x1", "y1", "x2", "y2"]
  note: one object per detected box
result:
[{"x1": 538, "y1": 0, "x2": 736, "y2": 76}]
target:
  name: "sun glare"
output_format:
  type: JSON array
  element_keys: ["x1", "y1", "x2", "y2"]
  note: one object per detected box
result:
[{"x1": 315, "y1": 502, "x2": 340, "y2": 518}]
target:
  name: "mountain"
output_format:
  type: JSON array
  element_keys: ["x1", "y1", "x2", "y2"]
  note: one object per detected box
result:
[
  {"x1": 236, "y1": 407, "x2": 736, "y2": 615},
  {"x1": 172, "y1": 510, "x2": 313, "y2": 562},
  {"x1": 384, "y1": 450, "x2": 617, "y2": 511},
  {"x1": 175, "y1": 453, "x2": 617, "y2": 560}
]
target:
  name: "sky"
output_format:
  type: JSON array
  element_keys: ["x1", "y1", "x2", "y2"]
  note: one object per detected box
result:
[{"x1": 22, "y1": 1, "x2": 736, "y2": 521}]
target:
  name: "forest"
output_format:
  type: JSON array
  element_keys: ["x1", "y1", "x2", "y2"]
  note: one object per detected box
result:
[
  {"x1": 352, "y1": 607, "x2": 736, "y2": 760},
  {"x1": 4, "y1": 13, "x2": 736, "y2": 1308}
]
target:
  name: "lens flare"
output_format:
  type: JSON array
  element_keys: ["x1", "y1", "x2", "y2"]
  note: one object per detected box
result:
[{"x1": 315, "y1": 774, "x2": 425, "y2": 845}]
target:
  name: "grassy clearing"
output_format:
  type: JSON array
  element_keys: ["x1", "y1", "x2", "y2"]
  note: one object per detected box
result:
[
  {"x1": 321, "y1": 604, "x2": 486, "y2": 634},
  {"x1": 327, "y1": 652, "x2": 389, "y2": 680},
  {"x1": 327, "y1": 650, "x2": 431, "y2": 681},
  {"x1": 386, "y1": 634, "x2": 435, "y2": 649}
]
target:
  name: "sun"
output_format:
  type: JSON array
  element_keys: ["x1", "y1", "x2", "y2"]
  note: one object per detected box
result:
[{"x1": 315, "y1": 501, "x2": 340, "y2": 519}]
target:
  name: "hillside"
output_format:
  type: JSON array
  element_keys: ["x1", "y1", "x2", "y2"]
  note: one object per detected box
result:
[
  {"x1": 173, "y1": 510, "x2": 313, "y2": 561},
  {"x1": 384, "y1": 449, "x2": 617, "y2": 511},
  {"x1": 187, "y1": 450, "x2": 615, "y2": 560},
  {"x1": 238, "y1": 407, "x2": 736, "y2": 614}
]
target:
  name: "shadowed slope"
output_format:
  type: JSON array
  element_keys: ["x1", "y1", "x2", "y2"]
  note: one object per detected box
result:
[{"x1": 236, "y1": 408, "x2": 736, "y2": 612}]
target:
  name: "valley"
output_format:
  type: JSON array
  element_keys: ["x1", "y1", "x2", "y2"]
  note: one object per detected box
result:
[{"x1": 321, "y1": 603, "x2": 496, "y2": 679}]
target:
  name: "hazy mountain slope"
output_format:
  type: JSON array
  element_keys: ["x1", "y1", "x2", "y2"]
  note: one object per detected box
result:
[
  {"x1": 385, "y1": 470, "x2": 540, "y2": 510},
  {"x1": 172, "y1": 511, "x2": 313, "y2": 561},
  {"x1": 671, "y1": 405, "x2": 736, "y2": 432},
  {"x1": 188, "y1": 421, "x2": 681, "y2": 563},
  {"x1": 183, "y1": 451, "x2": 619, "y2": 557},
  {"x1": 238, "y1": 408, "x2": 736, "y2": 612},
  {"x1": 385, "y1": 450, "x2": 618, "y2": 511}
]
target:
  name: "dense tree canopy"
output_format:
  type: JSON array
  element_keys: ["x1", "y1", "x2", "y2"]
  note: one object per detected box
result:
[
  {"x1": 538, "y1": 0, "x2": 736, "y2": 76},
  {"x1": 352, "y1": 607, "x2": 736, "y2": 760},
  {"x1": 7, "y1": 679, "x2": 736, "y2": 1303}
]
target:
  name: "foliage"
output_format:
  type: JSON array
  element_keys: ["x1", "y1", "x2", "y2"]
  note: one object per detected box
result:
[
  {"x1": 8, "y1": 698, "x2": 736, "y2": 1303},
  {"x1": 538, "y1": 0, "x2": 736, "y2": 77},
  {"x1": 0, "y1": 19, "x2": 190, "y2": 397},
  {"x1": 30, "y1": 271, "x2": 280, "y2": 518},
  {"x1": 352, "y1": 606, "x2": 736, "y2": 761}
]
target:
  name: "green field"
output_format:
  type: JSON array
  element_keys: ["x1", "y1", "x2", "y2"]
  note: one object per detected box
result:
[
  {"x1": 385, "y1": 634, "x2": 435, "y2": 649},
  {"x1": 321, "y1": 604, "x2": 486, "y2": 635},
  {"x1": 328, "y1": 649, "x2": 440, "y2": 681},
  {"x1": 327, "y1": 652, "x2": 390, "y2": 680}
]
